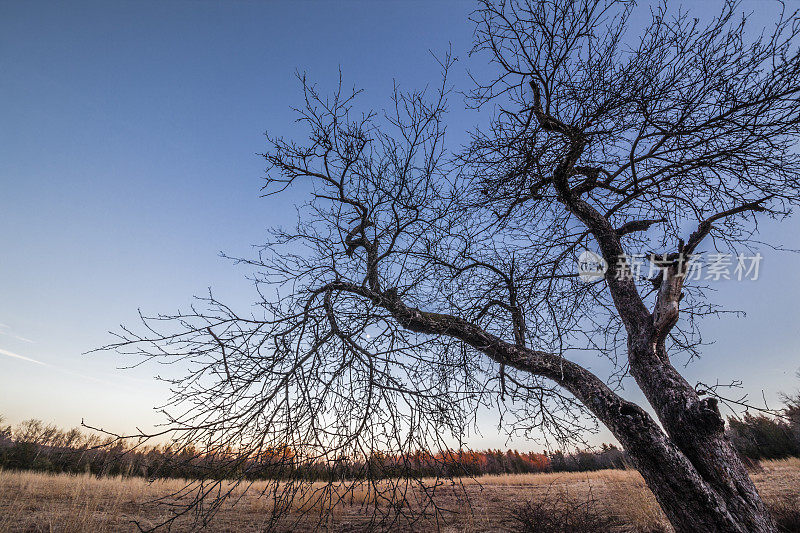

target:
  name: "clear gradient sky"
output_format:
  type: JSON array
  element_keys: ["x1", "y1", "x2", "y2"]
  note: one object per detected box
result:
[{"x1": 2, "y1": 0, "x2": 799, "y2": 450}]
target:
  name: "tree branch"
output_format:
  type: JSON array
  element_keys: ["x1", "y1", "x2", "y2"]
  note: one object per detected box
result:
[
  {"x1": 616, "y1": 218, "x2": 665, "y2": 237},
  {"x1": 316, "y1": 280, "x2": 634, "y2": 427},
  {"x1": 683, "y1": 197, "x2": 773, "y2": 255}
]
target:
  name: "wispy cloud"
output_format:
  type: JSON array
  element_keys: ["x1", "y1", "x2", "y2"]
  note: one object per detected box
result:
[
  {"x1": 0, "y1": 323, "x2": 34, "y2": 344},
  {"x1": 0, "y1": 347, "x2": 46, "y2": 365},
  {"x1": 0, "y1": 346, "x2": 135, "y2": 390}
]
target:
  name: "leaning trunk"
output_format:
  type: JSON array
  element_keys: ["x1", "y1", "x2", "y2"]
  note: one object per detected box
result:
[
  {"x1": 619, "y1": 427, "x2": 776, "y2": 532},
  {"x1": 622, "y1": 343, "x2": 777, "y2": 532}
]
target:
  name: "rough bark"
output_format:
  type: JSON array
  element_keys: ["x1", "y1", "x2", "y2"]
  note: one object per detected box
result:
[{"x1": 628, "y1": 343, "x2": 776, "y2": 532}]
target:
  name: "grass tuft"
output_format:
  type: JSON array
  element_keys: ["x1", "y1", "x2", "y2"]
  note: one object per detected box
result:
[
  {"x1": 770, "y1": 495, "x2": 800, "y2": 533},
  {"x1": 506, "y1": 490, "x2": 621, "y2": 532}
]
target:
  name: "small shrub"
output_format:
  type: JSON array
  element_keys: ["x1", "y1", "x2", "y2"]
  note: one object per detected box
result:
[{"x1": 506, "y1": 491, "x2": 621, "y2": 533}]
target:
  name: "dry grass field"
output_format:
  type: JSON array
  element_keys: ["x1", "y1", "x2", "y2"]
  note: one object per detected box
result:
[{"x1": 1, "y1": 458, "x2": 799, "y2": 532}]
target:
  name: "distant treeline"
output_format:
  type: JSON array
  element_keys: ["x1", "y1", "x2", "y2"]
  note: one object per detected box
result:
[
  {"x1": 0, "y1": 388, "x2": 797, "y2": 481},
  {"x1": 0, "y1": 417, "x2": 626, "y2": 480}
]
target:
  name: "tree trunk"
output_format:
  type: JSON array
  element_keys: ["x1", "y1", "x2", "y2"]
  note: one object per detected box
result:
[
  {"x1": 618, "y1": 343, "x2": 778, "y2": 532},
  {"x1": 619, "y1": 426, "x2": 776, "y2": 532}
]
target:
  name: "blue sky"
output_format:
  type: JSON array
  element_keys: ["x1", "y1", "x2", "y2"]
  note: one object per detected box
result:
[{"x1": 2, "y1": 0, "x2": 799, "y2": 450}]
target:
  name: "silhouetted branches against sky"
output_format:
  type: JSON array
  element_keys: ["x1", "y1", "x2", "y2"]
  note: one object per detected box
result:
[{"x1": 99, "y1": 0, "x2": 800, "y2": 529}]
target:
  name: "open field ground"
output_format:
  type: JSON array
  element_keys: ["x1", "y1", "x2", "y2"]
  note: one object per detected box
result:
[{"x1": 1, "y1": 458, "x2": 799, "y2": 532}]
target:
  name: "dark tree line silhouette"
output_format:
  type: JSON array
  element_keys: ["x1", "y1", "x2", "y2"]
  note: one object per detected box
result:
[
  {"x1": 2, "y1": 386, "x2": 798, "y2": 480},
  {"x1": 0, "y1": 415, "x2": 624, "y2": 480},
  {"x1": 726, "y1": 386, "x2": 800, "y2": 462}
]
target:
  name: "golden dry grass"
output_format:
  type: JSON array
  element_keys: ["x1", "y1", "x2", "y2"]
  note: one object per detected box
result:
[{"x1": 1, "y1": 458, "x2": 798, "y2": 532}]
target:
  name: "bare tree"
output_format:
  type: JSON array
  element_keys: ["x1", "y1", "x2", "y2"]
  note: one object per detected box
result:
[{"x1": 105, "y1": 1, "x2": 800, "y2": 531}]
